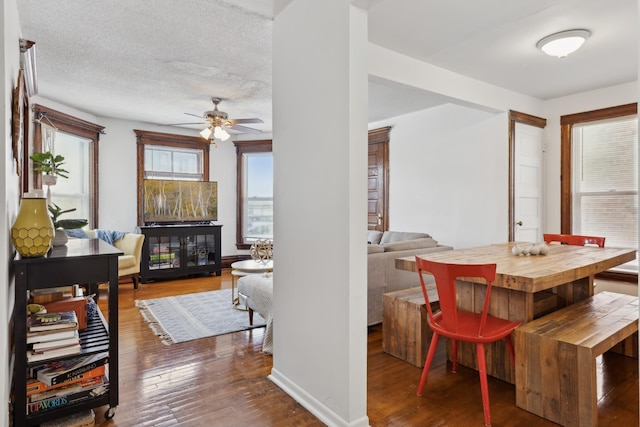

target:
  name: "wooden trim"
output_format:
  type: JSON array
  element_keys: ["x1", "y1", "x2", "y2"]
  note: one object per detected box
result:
[
  {"x1": 221, "y1": 254, "x2": 251, "y2": 269},
  {"x1": 34, "y1": 104, "x2": 104, "y2": 138},
  {"x1": 368, "y1": 126, "x2": 391, "y2": 144},
  {"x1": 233, "y1": 140, "x2": 273, "y2": 249},
  {"x1": 508, "y1": 111, "x2": 546, "y2": 241},
  {"x1": 135, "y1": 129, "x2": 211, "y2": 225},
  {"x1": 32, "y1": 104, "x2": 103, "y2": 227},
  {"x1": 560, "y1": 103, "x2": 637, "y2": 126},
  {"x1": 559, "y1": 103, "x2": 637, "y2": 233},
  {"x1": 560, "y1": 123, "x2": 572, "y2": 233},
  {"x1": 509, "y1": 110, "x2": 546, "y2": 128}
]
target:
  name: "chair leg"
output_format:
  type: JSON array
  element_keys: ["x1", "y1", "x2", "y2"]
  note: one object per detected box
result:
[
  {"x1": 133, "y1": 274, "x2": 139, "y2": 290},
  {"x1": 248, "y1": 308, "x2": 254, "y2": 326},
  {"x1": 417, "y1": 332, "x2": 439, "y2": 396},
  {"x1": 505, "y1": 334, "x2": 515, "y2": 364},
  {"x1": 451, "y1": 339, "x2": 458, "y2": 373},
  {"x1": 476, "y1": 343, "x2": 492, "y2": 427}
]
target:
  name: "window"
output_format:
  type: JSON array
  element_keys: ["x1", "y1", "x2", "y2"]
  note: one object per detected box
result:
[
  {"x1": 235, "y1": 140, "x2": 273, "y2": 249},
  {"x1": 32, "y1": 104, "x2": 103, "y2": 228},
  {"x1": 135, "y1": 130, "x2": 210, "y2": 225},
  {"x1": 144, "y1": 145, "x2": 204, "y2": 181},
  {"x1": 561, "y1": 103, "x2": 638, "y2": 275}
]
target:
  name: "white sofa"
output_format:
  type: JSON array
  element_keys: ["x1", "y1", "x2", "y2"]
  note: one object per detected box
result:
[{"x1": 367, "y1": 230, "x2": 453, "y2": 325}]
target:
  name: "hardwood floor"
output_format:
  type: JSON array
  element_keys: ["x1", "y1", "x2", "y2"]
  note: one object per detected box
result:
[{"x1": 93, "y1": 273, "x2": 638, "y2": 426}]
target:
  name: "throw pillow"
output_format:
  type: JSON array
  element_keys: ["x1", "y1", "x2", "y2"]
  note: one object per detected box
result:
[
  {"x1": 367, "y1": 230, "x2": 383, "y2": 245},
  {"x1": 65, "y1": 228, "x2": 89, "y2": 239},
  {"x1": 382, "y1": 237, "x2": 438, "y2": 252}
]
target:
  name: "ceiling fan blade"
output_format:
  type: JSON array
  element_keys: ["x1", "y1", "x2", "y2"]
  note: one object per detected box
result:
[
  {"x1": 160, "y1": 121, "x2": 206, "y2": 126},
  {"x1": 228, "y1": 118, "x2": 264, "y2": 125},
  {"x1": 184, "y1": 112, "x2": 204, "y2": 118},
  {"x1": 228, "y1": 124, "x2": 262, "y2": 134}
]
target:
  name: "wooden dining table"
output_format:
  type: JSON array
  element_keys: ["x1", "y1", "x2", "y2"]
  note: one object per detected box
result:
[{"x1": 394, "y1": 241, "x2": 636, "y2": 384}]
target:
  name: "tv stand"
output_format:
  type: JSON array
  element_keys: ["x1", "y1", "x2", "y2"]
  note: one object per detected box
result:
[{"x1": 138, "y1": 224, "x2": 222, "y2": 283}]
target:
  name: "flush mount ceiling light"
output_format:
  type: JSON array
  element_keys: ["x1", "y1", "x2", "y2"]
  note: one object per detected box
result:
[{"x1": 536, "y1": 29, "x2": 591, "y2": 58}]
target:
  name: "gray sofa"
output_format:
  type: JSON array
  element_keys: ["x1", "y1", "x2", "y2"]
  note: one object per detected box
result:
[{"x1": 367, "y1": 230, "x2": 453, "y2": 325}]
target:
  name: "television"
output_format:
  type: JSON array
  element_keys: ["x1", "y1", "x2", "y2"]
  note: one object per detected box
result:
[{"x1": 143, "y1": 179, "x2": 218, "y2": 224}]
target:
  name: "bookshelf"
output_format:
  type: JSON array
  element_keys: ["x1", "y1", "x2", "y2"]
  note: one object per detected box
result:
[
  {"x1": 13, "y1": 239, "x2": 122, "y2": 425},
  {"x1": 138, "y1": 224, "x2": 222, "y2": 283}
]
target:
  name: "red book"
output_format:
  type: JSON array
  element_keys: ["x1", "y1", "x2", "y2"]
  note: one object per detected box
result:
[{"x1": 27, "y1": 365, "x2": 107, "y2": 396}]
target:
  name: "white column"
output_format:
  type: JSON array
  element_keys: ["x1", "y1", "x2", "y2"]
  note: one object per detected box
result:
[{"x1": 270, "y1": 1, "x2": 369, "y2": 426}]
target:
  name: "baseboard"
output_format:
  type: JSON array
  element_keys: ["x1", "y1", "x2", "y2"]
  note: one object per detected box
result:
[{"x1": 269, "y1": 368, "x2": 370, "y2": 427}]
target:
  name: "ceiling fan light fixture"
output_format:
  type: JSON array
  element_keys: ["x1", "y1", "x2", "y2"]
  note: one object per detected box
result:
[
  {"x1": 536, "y1": 29, "x2": 590, "y2": 58},
  {"x1": 200, "y1": 126, "x2": 213, "y2": 139},
  {"x1": 214, "y1": 126, "x2": 230, "y2": 141}
]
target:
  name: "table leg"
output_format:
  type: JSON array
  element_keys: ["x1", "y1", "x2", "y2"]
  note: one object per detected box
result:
[{"x1": 231, "y1": 270, "x2": 249, "y2": 311}]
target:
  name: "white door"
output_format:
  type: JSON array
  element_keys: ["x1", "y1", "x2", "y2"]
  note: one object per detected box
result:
[{"x1": 514, "y1": 122, "x2": 544, "y2": 243}]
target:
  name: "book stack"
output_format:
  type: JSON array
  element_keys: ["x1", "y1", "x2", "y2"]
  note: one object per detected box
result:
[
  {"x1": 27, "y1": 311, "x2": 81, "y2": 363},
  {"x1": 27, "y1": 352, "x2": 109, "y2": 415}
]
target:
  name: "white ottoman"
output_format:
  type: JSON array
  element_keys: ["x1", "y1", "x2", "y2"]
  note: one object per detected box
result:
[{"x1": 237, "y1": 273, "x2": 273, "y2": 354}]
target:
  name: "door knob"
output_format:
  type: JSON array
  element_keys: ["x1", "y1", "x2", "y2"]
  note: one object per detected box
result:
[{"x1": 516, "y1": 221, "x2": 523, "y2": 226}]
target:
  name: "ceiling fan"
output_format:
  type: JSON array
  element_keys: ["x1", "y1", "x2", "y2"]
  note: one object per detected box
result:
[{"x1": 166, "y1": 98, "x2": 263, "y2": 143}]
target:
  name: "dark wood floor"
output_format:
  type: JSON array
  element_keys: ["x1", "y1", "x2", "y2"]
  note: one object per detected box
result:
[{"x1": 92, "y1": 273, "x2": 638, "y2": 426}]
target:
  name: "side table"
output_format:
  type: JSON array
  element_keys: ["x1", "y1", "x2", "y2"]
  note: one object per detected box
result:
[{"x1": 230, "y1": 259, "x2": 273, "y2": 308}]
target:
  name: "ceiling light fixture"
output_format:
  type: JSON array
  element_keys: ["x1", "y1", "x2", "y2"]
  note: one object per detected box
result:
[
  {"x1": 536, "y1": 29, "x2": 591, "y2": 58},
  {"x1": 199, "y1": 127, "x2": 212, "y2": 139},
  {"x1": 197, "y1": 98, "x2": 235, "y2": 144},
  {"x1": 213, "y1": 126, "x2": 230, "y2": 141}
]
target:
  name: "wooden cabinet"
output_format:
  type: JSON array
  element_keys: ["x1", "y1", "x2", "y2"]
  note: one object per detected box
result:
[
  {"x1": 139, "y1": 224, "x2": 222, "y2": 283},
  {"x1": 13, "y1": 239, "x2": 122, "y2": 426}
]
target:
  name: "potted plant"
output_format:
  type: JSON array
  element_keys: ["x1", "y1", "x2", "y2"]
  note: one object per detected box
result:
[
  {"x1": 30, "y1": 151, "x2": 69, "y2": 185},
  {"x1": 48, "y1": 203, "x2": 89, "y2": 246}
]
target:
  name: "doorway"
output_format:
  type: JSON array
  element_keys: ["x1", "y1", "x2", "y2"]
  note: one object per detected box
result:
[
  {"x1": 509, "y1": 111, "x2": 547, "y2": 241},
  {"x1": 368, "y1": 127, "x2": 390, "y2": 232}
]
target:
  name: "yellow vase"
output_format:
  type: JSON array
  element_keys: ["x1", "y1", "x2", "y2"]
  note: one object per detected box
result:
[{"x1": 11, "y1": 195, "x2": 54, "y2": 257}]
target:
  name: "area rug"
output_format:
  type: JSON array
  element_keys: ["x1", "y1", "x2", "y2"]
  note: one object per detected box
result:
[{"x1": 135, "y1": 289, "x2": 266, "y2": 345}]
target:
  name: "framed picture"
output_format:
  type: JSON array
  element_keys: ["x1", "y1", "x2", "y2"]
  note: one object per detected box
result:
[{"x1": 12, "y1": 69, "x2": 25, "y2": 194}]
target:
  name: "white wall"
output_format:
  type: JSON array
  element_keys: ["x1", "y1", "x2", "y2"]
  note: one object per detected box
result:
[
  {"x1": 3, "y1": 0, "x2": 23, "y2": 424},
  {"x1": 271, "y1": 1, "x2": 368, "y2": 426},
  {"x1": 369, "y1": 104, "x2": 509, "y2": 249}
]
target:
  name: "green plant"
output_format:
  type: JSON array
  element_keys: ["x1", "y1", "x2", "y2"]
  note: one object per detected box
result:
[
  {"x1": 30, "y1": 151, "x2": 69, "y2": 178},
  {"x1": 48, "y1": 203, "x2": 88, "y2": 229}
]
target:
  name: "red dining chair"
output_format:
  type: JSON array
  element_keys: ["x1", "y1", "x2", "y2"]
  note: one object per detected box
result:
[
  {"x1": 415, "y1": 258, "x2": 521, "y2": 427},
  {"x1": 543, "y1": 233, "x2": 605, "y2": 247}
]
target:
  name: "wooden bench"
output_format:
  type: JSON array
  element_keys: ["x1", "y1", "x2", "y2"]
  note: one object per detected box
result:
[
  {"x1": 382, "y1": 286, "x2": 439, "y2": 367},
  {"x1": 515, "y1": 291, "x2": 638, "y2": 427}
]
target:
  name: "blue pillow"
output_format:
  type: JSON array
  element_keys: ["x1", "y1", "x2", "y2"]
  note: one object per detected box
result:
[{"x1": 66, "y1": 228, "x2": 89, "y2": 239}]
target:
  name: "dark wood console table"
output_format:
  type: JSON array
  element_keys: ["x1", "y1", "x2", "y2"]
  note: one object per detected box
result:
[{"x1": 13, "y1": 238, "x2": 122, "y2": 425}]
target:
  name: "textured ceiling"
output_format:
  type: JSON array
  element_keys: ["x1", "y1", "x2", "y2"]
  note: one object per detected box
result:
[{"x1": 16, "y1": 0, "x2": 638, "y2": 134}]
